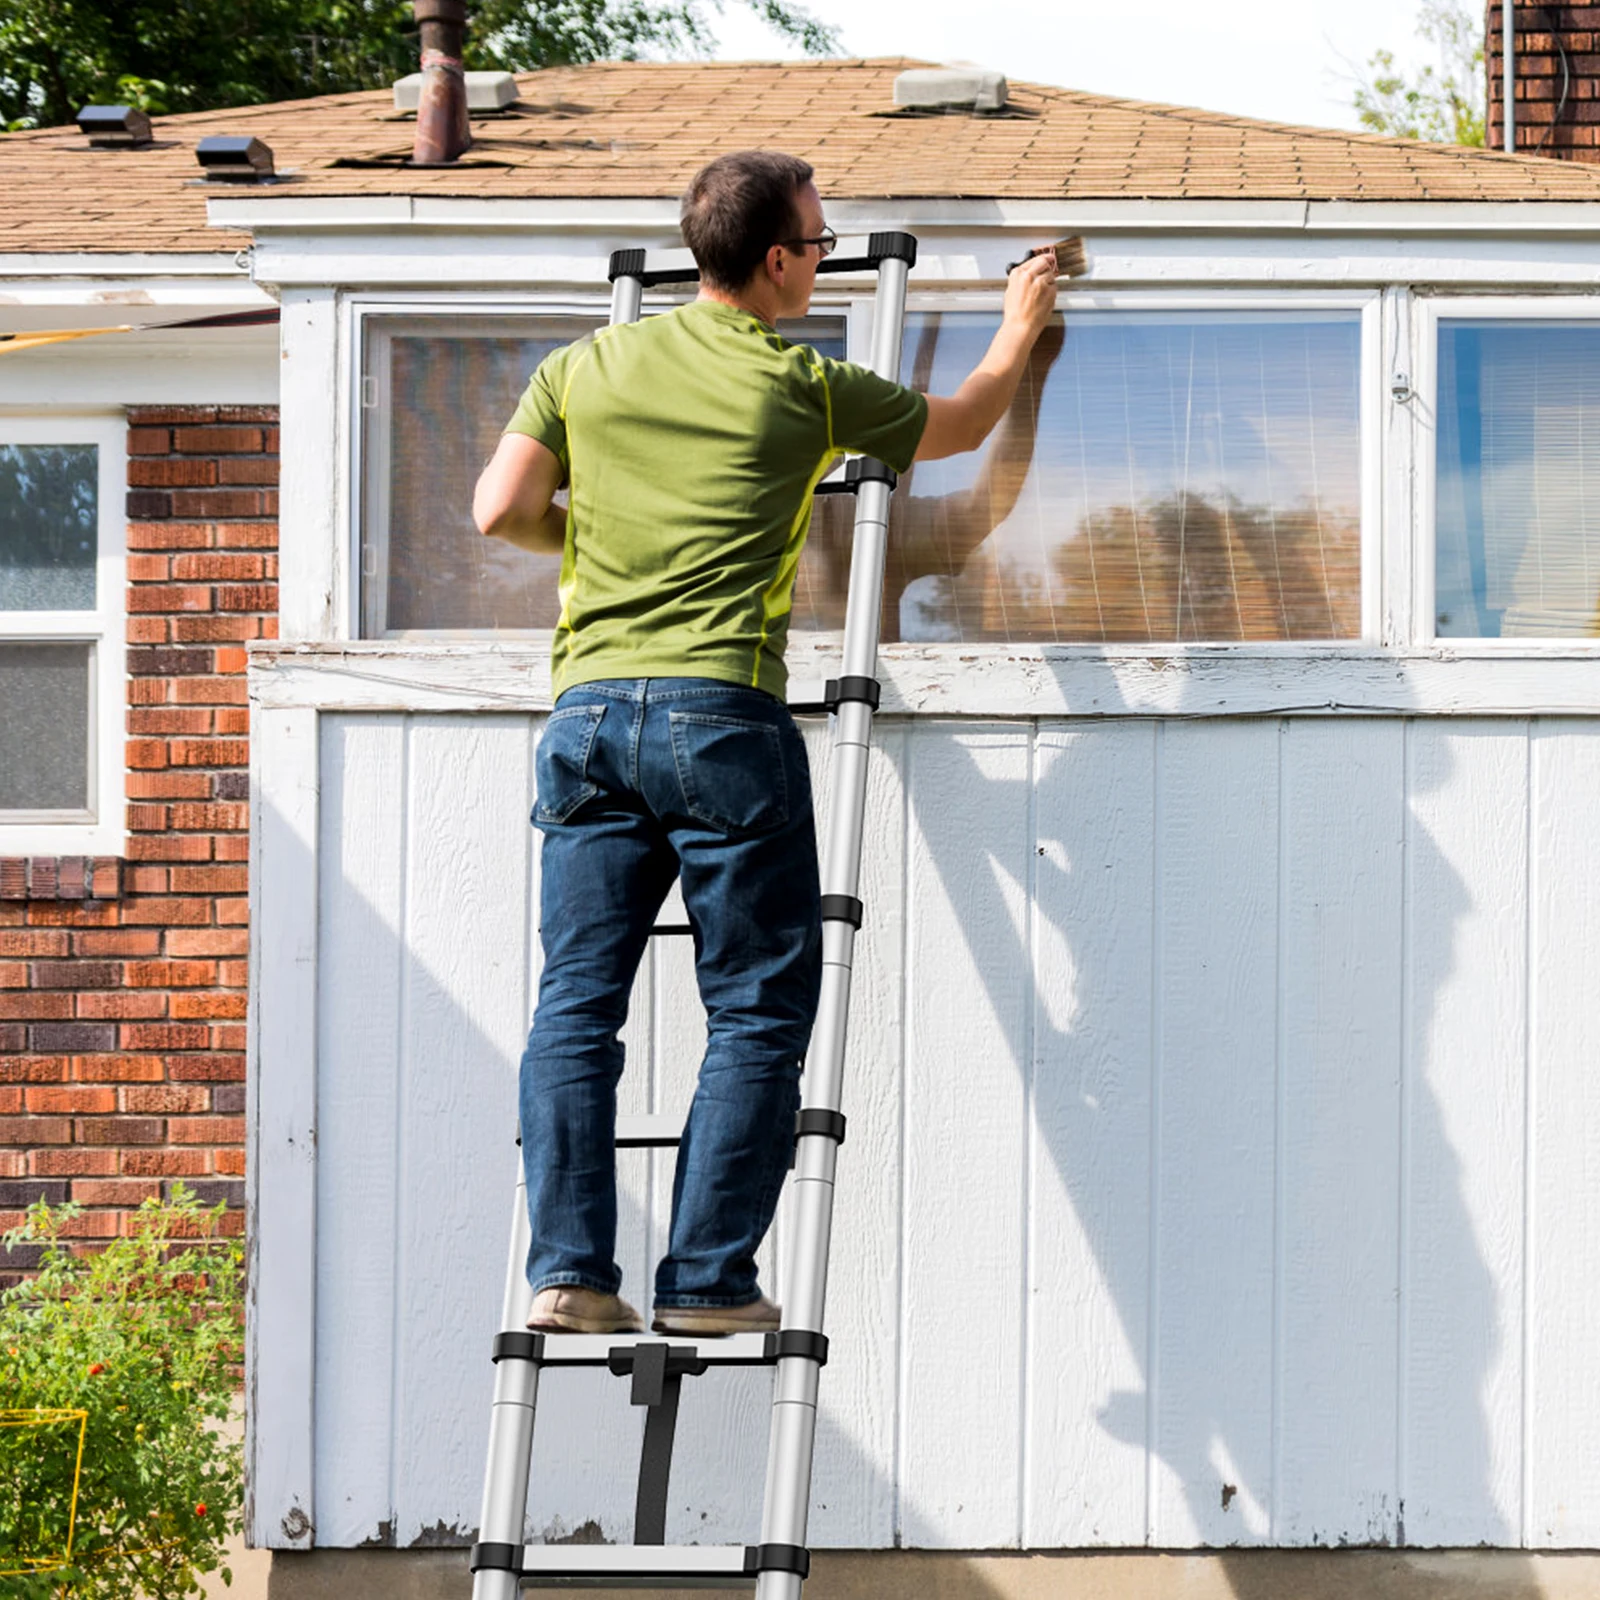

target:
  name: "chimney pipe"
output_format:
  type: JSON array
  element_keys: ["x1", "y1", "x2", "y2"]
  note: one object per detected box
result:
[
  {"x1": 1504, "y1": 0, "x2": 1516, "y2": 151},
  {"x1": 413, "y1": 0, "x2": 471, "y2": 165}
]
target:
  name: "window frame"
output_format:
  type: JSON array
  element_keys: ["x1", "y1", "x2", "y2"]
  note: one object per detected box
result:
[
  {"x1": 0, "y1": 411, "x2": 127, "y2": 856},
  {"x1": 1416, "y1": 293, "x2": 1600, "y2": 652},
  {"x1": 345, "y1": 286, "x2": 1383, "y2": 652}
]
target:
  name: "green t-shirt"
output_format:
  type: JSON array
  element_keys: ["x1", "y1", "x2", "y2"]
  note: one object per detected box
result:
[{"x1": 504, "y1": 298, "x2": 927, "y2": 700}]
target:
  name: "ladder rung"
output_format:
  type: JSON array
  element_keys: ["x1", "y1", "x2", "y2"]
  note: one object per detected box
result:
[
  {"x1": 517, "y1": 1543, "x2": 754, "y2": 1586},
  {"x1": 531, "y1": 1331, "x2": 772, "y2": 1368},
  {"x1": 615, "y1": 1114, "x2": 681, "y2": 1148}
]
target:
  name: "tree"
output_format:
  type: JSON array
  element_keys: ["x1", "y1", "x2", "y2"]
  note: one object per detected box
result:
[
  {"x1": 0, "y1": 0, "x2": 838, "y2": 130},
  {"x1": 1351, "y1": 0, "x2": 1485, "y2": 146}
]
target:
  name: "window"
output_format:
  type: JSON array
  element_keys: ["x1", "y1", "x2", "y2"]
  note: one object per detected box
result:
[
  {"x1": 806, "y1": 308, "x2": 1364, "y2": 645},
  {"x1": 1435, "y1": 318, "x2": 1600, "y2": 639},
  {"x1": 0, "y1": 416, "x2": 126, "y2": 854}
]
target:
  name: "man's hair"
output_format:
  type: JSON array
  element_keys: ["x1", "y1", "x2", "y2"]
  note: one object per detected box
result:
[{"x1": 680, "y1": 151, "x2": 815, "y2": 292}]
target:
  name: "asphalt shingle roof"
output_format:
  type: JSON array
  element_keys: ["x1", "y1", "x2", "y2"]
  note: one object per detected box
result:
[{"x1": 5, "y1": 57, "x2": 1600, "y2": 255}]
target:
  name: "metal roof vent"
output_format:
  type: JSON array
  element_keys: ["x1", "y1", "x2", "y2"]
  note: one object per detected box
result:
[
  {"x1": 76, "y1": 105, "x2": 153, "y2": 147},
  {"x1": 392, "y1": 70, "x2": 518, "y2": 112},
  {"x1": 195, "y1": 135, "x2": 275, "y2": 181},
  {"x1": 893, "y1": 66, "x2": 1008, "y2": 114}
]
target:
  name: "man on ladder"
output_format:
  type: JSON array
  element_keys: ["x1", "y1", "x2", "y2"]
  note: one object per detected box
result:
[{"x1": 474, "y1": 150, "x2": 1058, "y2": 1341}]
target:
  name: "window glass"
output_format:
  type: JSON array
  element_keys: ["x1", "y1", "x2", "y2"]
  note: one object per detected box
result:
[
  {"x1": 0, "y1": 642, "x2": 90, "y2": 814},
  {"x1": 1436, "y1": 321, "x2": 1600, "y2": 638},
  {"x1": 0, "y1": 444, "x2": 97, "y2": 610},
  {"x1": 362, "y1": 314, "x2": 846, "y2": 635},
  {"x1": 799, "y1": 311, "x2": 1362, "y2": 643}
]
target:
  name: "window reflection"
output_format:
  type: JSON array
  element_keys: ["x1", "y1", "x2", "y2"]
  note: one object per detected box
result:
[{"x1": 0, "y1": 445, "x2": 97, "y2": 612}]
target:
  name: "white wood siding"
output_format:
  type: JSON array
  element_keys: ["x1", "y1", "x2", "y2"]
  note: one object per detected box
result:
[{"x1": 252, "y1": 709, "x2": 1600, "y2": 1552}]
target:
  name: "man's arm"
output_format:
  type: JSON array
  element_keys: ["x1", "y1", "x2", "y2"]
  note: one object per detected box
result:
[
  {"x1": 915, "y1": 250, "x2": 1059, "y2": 462},
  {"x1": 473, "y1": 433, "x2": 568, "y2": 553}
]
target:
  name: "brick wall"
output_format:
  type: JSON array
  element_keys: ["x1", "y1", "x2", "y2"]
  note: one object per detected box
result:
[
  {"x1": 1487, "y1": 3, "x2": 1600, "y2": 160},
  {"x1": 0, "y1": 405, "x2": 279, "y2": 1287}
]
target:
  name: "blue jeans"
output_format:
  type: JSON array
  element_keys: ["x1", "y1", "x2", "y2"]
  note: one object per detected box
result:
[{"x1": 520, "y1": 678, "x2": 821, "y2": 1308}]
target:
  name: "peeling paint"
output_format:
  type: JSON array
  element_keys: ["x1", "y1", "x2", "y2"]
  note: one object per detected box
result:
[
  {"x1": 358, "y1": 1518, "x2": 396, "y2": 1549},
  {"x1": 1221, "y1": 1484, "x2": 1237, "y2": 1511},
  {"x1": 280, "y1": 1505, "x2": 312, "y2": 1542},
  {"x1": 543, "y1": 1518, "x2": 609, "y2": 1545},
  {"x1": 409, "y1": 1520, "x2": 474, "y2": 1548}
]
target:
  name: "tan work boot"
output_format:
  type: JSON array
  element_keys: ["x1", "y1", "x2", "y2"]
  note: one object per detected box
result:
[
  {"x1": 651, "y1": 1294, "x2": 781, "y2": 1336},
  {"x1": 527, "y1": 1285, "x2": 644, "y2": 1334}
]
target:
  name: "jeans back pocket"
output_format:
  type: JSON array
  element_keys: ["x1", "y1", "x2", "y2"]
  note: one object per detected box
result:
[
  {"x1": 534, "y1": 703, "x2": 607, "y2": 825},
  {"x1": 668, "y1": 711, "x2": 788, "y2": 834}
]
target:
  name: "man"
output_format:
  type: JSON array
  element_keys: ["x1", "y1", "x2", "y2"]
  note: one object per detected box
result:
[{"x1": 475, "y1": 150, "x2": 1058, "y2": 1337}]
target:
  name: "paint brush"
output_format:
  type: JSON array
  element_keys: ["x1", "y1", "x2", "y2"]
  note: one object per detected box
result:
[{"x1": 1005, "y1": 238, "x2": 1088, "y2": 278}]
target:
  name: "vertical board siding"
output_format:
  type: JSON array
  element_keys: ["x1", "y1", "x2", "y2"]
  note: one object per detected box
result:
[
  {"x1": 286, "y1": 711, "x2": 1600, "y2": 1554},
  {"x1": 1402, "y1": 724, "x2": 1529, "y2": 1546}
]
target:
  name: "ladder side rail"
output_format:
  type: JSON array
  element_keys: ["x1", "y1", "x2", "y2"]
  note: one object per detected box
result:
[{"x1": 755, "y1": 246, "x2": 913, "y2": 1600}]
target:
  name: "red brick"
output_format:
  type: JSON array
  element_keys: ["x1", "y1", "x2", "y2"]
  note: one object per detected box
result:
[
  {"x1": 169, "y1": 1116, "x2": 244, "y2": 1145},
  {"x1": 127, "y1": 584, "x2": 214, "y2": 615},
  {"x1": 126, "y1": 616, "x2": 170, "y2": 644},
  {"x1": 172, "y1": 994, "x2": 247, "y2": 1020},
  {"x1": 52, "y1": 1211, "x2": 120, "y2": 1239},
  {"x1": 214, "y1": 836, "x2": 249, "y2": 862},
  {"x1": 90, "y1": 859, "x2": 121, "y2": 900},
  {"x1": 123, "y1": 1085, "x2": 209, "y2": 1114},
  {"x1": 172, "y1": 553, "x2": 265, "y2": 582},
  {"x1": 71, "y1": 929, "x2": 160, "y2": 958},
  {"x1": 0, "y1": 930, "x2": 69, "y2": 957},
  {"x1": 126, "y1": 521, "x2": 211, "y2": 551},
  {"x1": 215, "y1": 525, "x2": 277, "y2": 550},
  {"x1": 32, "y1": 961, "x2": 120, "y2": 989},
  {"x1": 169, "y1": 804, "x2": 247, "y2": 833},
  {"x1": 0, "y1": 962, "x2": 25, "y2": 987},
  {"x1": 128, "y1": 457, "x2": 217, "y2": 488},
  {"x1": 76, "y1": 1117, "x2": 165, "y2": 1146},
  {"x1": 70, "y1": 1179, "x2": 162, "y2": 1207},
  {"x1": 0, "y1": 1151, "x2": 23, "y2": 1178},
  {"x1": 126, "y1": 867, "x2": 170, "y2": 895},
  {"x1": 126, "y1": 803, "x2": 168, "y2": 832},
  {"x1": 216, "y1": 900, "x2": 250, "y2": 927},
  {"x1": 126, "y1": 835, "x2": 211, "y2": 863},
  {"x1": 171, "y1": 866, "x2": 247, "y2": 895},
  {"x1": 0, "y1": 1088, "x2": 21, "y2": 1114},
  {"x1": 0, "y1": 1116, "x2": 70, "y2": 1144},
  {"x1": 126, "y1": 739, "x2": 169, "y2": 770},
  {"x1": 169, "y1": 739, "x2": 248, "y2": 768},
  {"x1": 215, "y1": 709, "x2": 250, "y2": 737},
  {"x1": 26, "y1": 1086, "x2": 116, "y2": 1114},
  {"x1": 126, "y1": 773, "x2": 211, "y2": 800},
  {"x1": 120, "y1": 1022, "x2": 209, "y2": 1050},
  {"x1": 121, "y1": 1149, "x2": 208, "y2": 1177},
  {"x1": 129, "y1": 708, "x2": 213, "y2": 736},
  {"x1": 126, "y1": 553, "x2": 171, "y2": 582},
  {"x1": 127, "y1": 426, "x2": 171, "y2": 455},
  {"x1": 218, "y1": 405, "x2": 278, "y2": 424},
  {"x1": 165, "y1": 928, "x2": 249, "y2": 958},
  {"x1": 214, "y1": 1149, "x2": 246, "y2": 1176},
  {"x1": 119, "y1": 898, "x2": 212, "y2": 926},
  {"x1": 27, "y1": 859, "x2": 56, "y2": 897},
  {"x1": 129, "y1": 645, "x2": 214, "y2": 677},
  {"x1": 217, "y1": 584, "x2": 275, "y2": 612},
  {"x1": 165, "y1": 1053, "x2": 243, "y2": 1083},
  {"x1": 31, "y1": 1148, "x2": 116, "y2": 1176},
  {"x1": 171, "y1": 490, "x2": 264, "y2": 518},
  {"x1": 76, "y1": 992, "x2": 166, "y2": 1020},
  {"x1": 215, "y1": 647, "x2": 248, "y2": 674},
  {"x1": 128, "y1": 679, "x2": 169, "y2": 705},
  {"x1": 129, "y1": 405, "x2": 218, "y2": 425},
  {"x1": 171, "y1": 616, "x2": 257, "y2": 643},
  {"x1": 0, "y1": 1057, "x2": 68, "y2": 1084},
  {"x1": 126, "y1": 961, "x2": 215, "y2": 989},
  {"x1": 217, "y1": 456, "x2": 279, "y2": 486},
  {"x1": 0, "y1": 1024, "x2": 22, "y2": 1051},
  {"x1": 211, "y1": 1021, "x2": 247, "y2": 1049},
  {"x1": 174, "y1": 678, "x2": 247, "y2": 706},
  {"x1": 73, "y1": 1055, "x2": 163, "y2": 1083},
  {"x1": 0, "y1": 993, "x2": 72, "y2": 1019},
  {"x1": 173, "y1": 426, "x2": 263, "y2": 454},
  {"x1": 26, "y1": 902, "x2": 119, "y2": 928}
]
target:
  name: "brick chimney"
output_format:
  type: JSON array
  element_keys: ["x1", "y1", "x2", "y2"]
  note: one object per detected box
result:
[{"x1": 1486, "y1": 2, "x2": 1594, "y2": 160}]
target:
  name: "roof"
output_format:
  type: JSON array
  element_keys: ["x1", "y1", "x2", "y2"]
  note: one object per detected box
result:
[{"x1": 5, "y1": 57, "x2": 1600, "y2": 255}]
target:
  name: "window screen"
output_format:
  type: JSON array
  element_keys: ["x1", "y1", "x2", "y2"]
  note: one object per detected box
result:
[
  {"x1": 1436, "y1": 321, "x2": 1600, "y2": 638},
  {"x1": 799, "y1": 310, "x2": 1362, "y2": 644},
  {"x1": 0, "y1": 444, "x2": 97, "y2": 610},
  {"x1": 0, "y1": 642, "x2": 91, "y2": 815}
]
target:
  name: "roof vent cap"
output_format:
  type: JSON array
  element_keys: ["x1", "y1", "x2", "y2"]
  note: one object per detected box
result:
[
  {"x1": 893, "y1": 66, "x2": 1007, "y2": 114},
  {"x1": 196, "y1": 135, "x2": 275, "y2": 181},
  {"x1": 76, "y1": 105, "x2": 153, "y2": 147},
  {"x1": 392, "y1": 70, "x2": 519, "y2": 112}
]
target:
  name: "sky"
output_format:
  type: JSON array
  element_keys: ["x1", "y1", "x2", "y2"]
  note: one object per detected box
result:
[{"x1": 710, "y1": 0, "x2": 1435, "y2": 132}]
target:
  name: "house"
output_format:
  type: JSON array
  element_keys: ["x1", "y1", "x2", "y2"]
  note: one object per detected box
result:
[{"x1": 6, "y1": 37, "x2": 1600, "y2": 1600}]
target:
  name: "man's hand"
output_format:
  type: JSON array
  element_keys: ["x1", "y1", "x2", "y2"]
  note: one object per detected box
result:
[
  {"x1": 474, "y1": 433, "x2": 568, "y2": 553},
  {"x1": 915, "y1": 250, "x2": 1060, "y2": 462}
]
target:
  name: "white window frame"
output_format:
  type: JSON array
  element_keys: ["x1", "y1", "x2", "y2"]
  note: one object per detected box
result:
[
  {"x1": 1415, "y1": 293, "x2": 1600, "y2": 652},
  {"x1": 0, "y1": 412, "x2": 126, "y2": 857}
]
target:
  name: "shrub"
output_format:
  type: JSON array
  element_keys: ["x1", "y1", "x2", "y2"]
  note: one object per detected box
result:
[{"x1": 0, "y1": 1186, "x2": 243, "y2": 1600}]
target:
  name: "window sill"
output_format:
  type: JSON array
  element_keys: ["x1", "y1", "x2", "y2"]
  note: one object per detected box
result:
[
  {"x1": 0, "y1": 856, "x2": 123, "y2": 902},
  {"x1": 247, "y1": 639, "x2": 1600, "y2": 720}
]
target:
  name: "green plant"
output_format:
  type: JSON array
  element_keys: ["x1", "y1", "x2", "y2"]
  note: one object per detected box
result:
[
  {"x1": 1351, "y1": 0, "x2": 1486, "y2": 146},
  {"x1": 0, "y1": 1187, "x2": 244, "y2": 1600}
]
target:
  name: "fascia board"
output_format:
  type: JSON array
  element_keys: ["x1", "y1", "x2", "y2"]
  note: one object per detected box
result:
[
  {"x1": 0, "y1": 253, "x2": 253, "y2": 279},
  {"x1": 0, "y1": 276, "x2": 276, "y2": 315}
]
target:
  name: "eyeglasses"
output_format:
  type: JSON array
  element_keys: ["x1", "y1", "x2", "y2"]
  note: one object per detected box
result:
[{"x1": 781, "y1": 226, "x2": 837, "y2": 259}]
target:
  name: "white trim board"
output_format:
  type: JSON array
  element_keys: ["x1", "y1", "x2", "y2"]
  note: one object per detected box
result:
[{"x1": 247, "y1": 641, "x2": 1600, "y2": 719}]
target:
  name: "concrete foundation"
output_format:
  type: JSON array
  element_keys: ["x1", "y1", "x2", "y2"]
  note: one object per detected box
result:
[{"x1": 260, "y1": 1547, "x2": 1600, "y2": 1600}]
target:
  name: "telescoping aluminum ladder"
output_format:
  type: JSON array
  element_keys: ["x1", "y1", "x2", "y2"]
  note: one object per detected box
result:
[{"x1": 470, "y1": 229, "x2": 918, "y2": 1600}]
